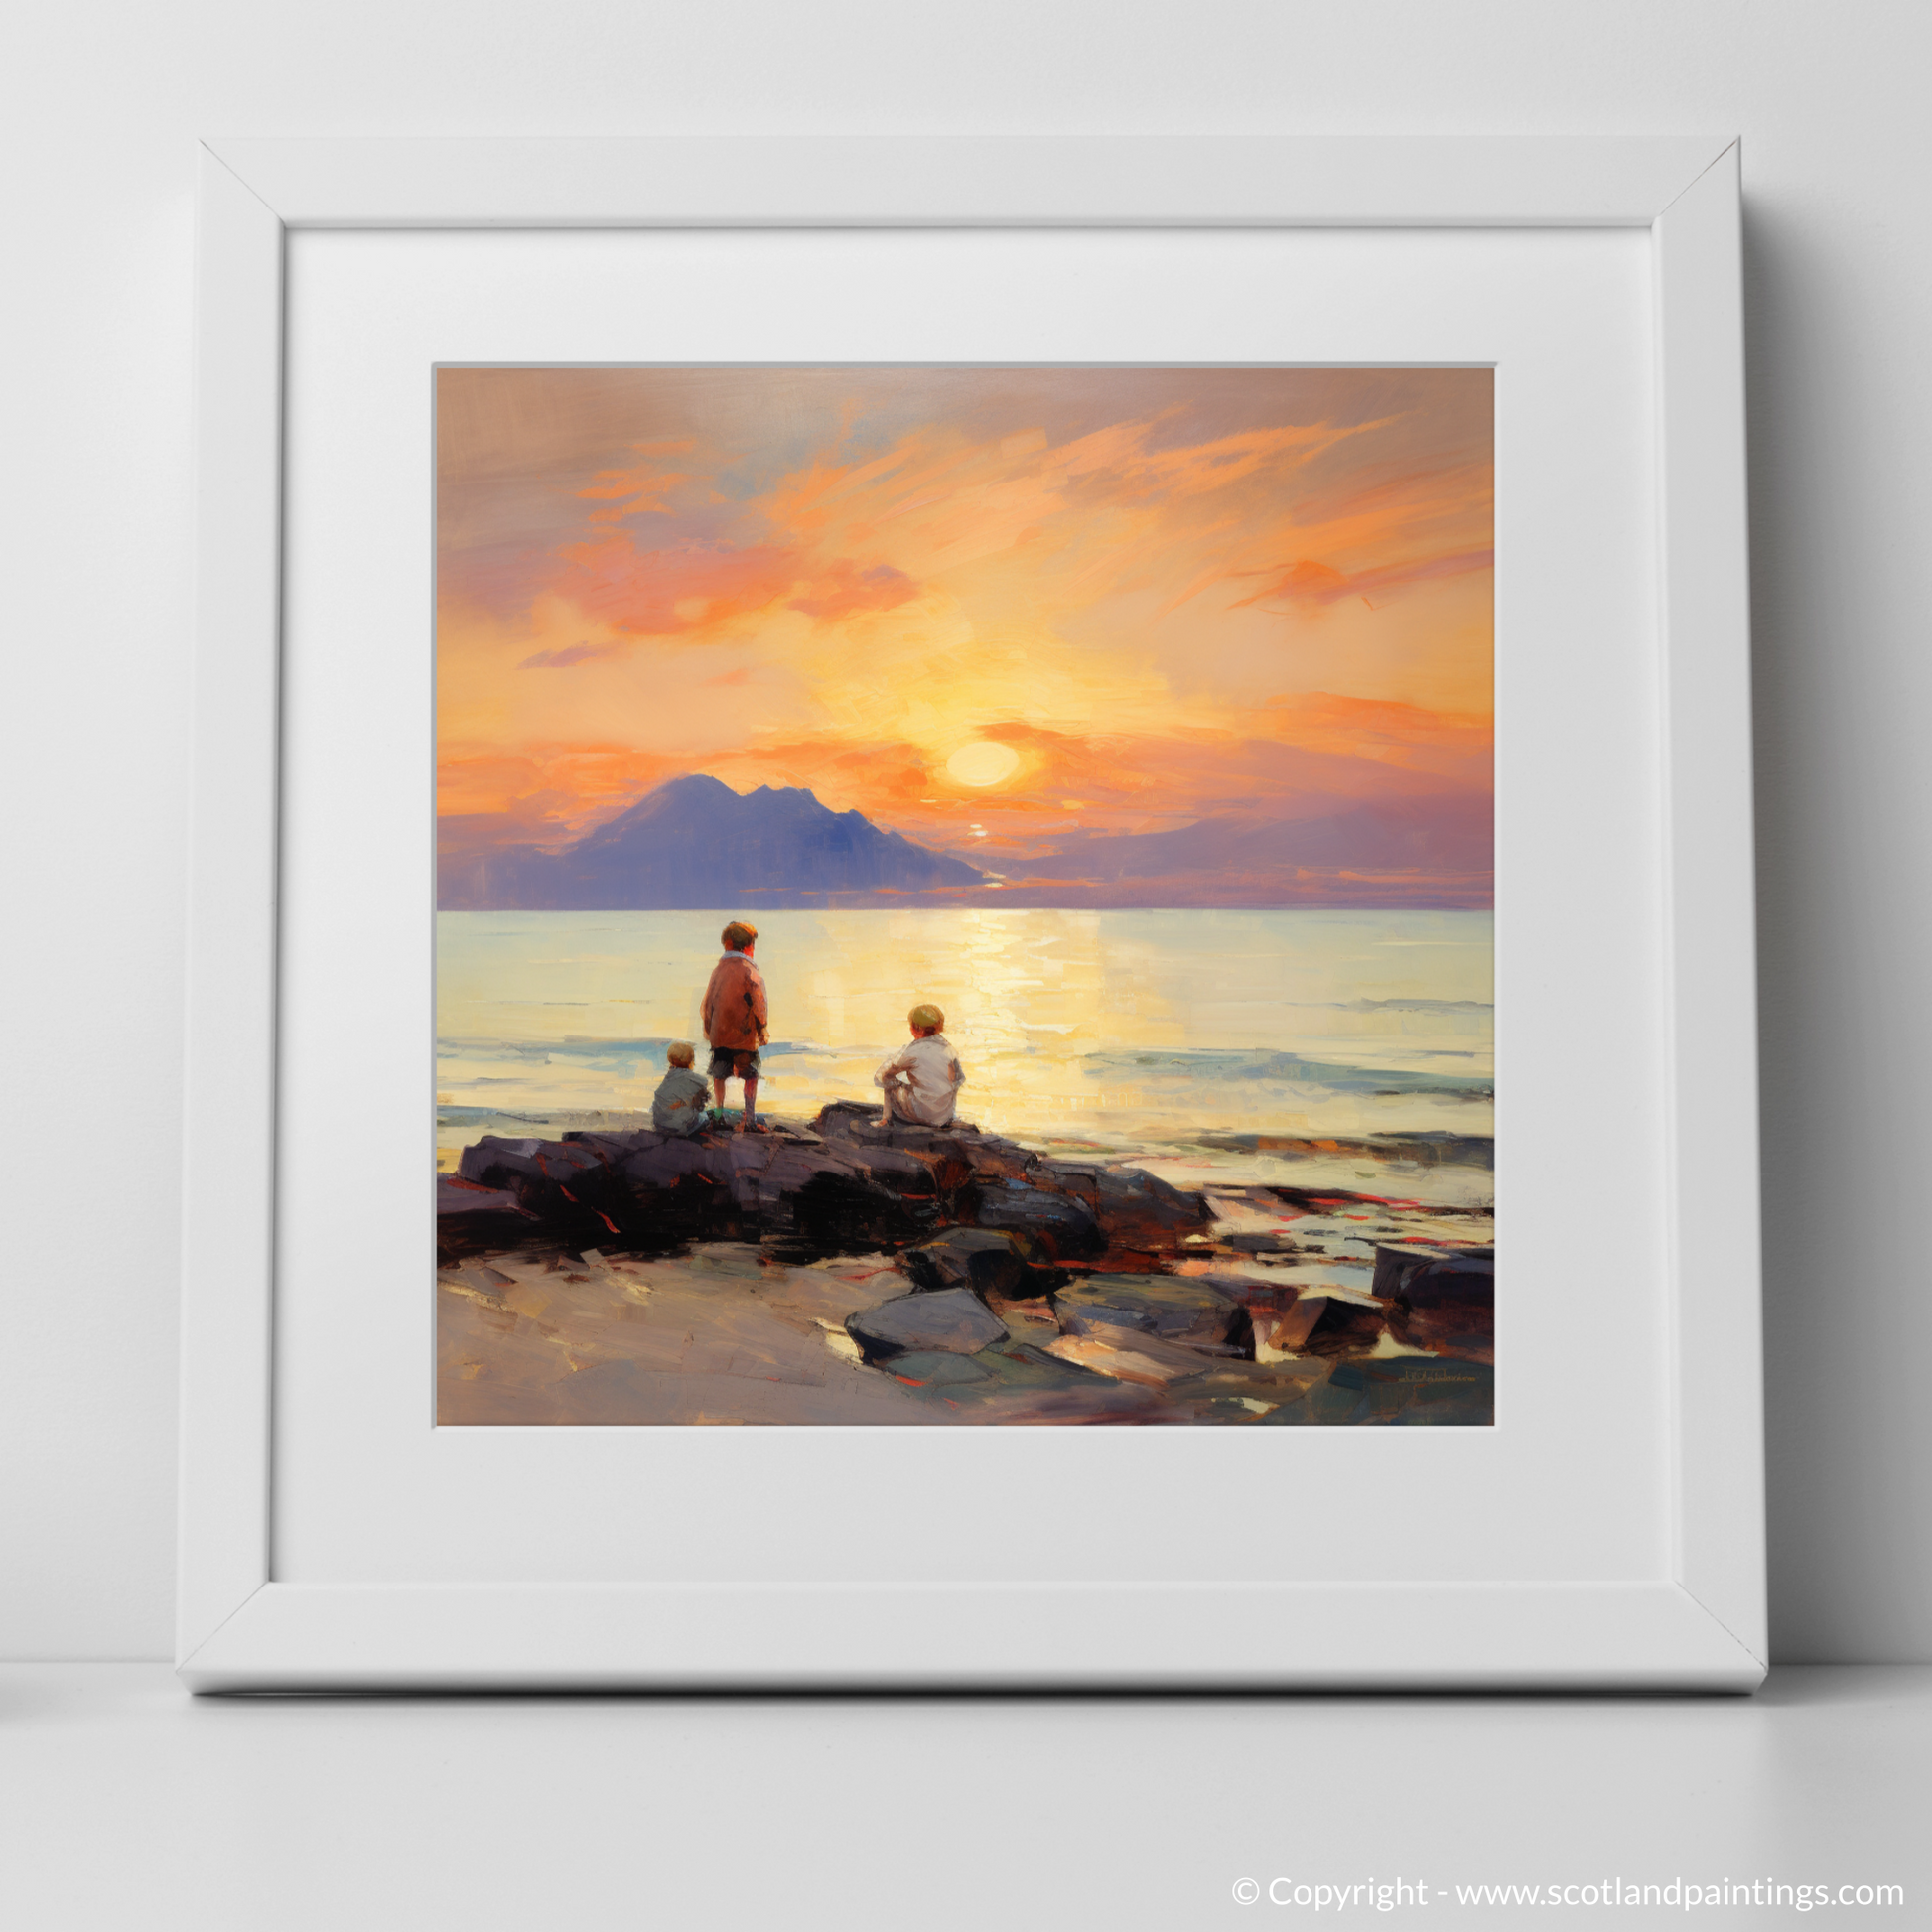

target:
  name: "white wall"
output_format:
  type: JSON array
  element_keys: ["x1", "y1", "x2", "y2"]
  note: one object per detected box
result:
[{"x1": 3, "y1": 0, "x2": 1925, "y2": 1662}]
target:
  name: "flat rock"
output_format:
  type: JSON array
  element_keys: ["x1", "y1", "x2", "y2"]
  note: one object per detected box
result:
[
  {"x1": 899, "y1": 1227, "x2": 1044, "y2": 1298},
  {"x1": 1054, "y1": 1274, "x2": 1251, "y2": 1352},
  {"x1": 845, "y1": 1287, "x2": 1009, "y2": 1363},
  {"x1": 877, "y1": 1349, "x2": 995, "y2": 1387},
  {"x1": 1041, "y1": 1331, "x2": 1216, "y2": 1387}
]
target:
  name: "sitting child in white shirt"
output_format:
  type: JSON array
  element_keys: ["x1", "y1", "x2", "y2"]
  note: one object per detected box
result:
[{"x1": 874, "y1": 1003, "x2": 965, "y2": 1127}]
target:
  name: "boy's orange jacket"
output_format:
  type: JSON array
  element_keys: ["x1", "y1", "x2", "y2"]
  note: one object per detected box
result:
[{"x1": 701, "y1": 952, "x2": 768, "y2": 1050}]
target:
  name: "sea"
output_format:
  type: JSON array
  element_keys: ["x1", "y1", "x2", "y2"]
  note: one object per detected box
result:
[{"x1": 436, "y1": 906, "x2": 1493, "y2": 1197}]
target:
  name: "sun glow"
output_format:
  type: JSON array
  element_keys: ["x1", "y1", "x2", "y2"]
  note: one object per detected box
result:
[{"x1": 945, "y1": 741, "x2": 1023, "y2": 787}]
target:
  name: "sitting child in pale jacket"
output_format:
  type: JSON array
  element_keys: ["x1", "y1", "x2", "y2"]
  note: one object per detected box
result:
[
  {"x1": 874, "y1": 1004, "x2": 965, "y2": 1127},
  {"x1": 650, "y1": 1041, "x2": 710, "y2": 1138}
]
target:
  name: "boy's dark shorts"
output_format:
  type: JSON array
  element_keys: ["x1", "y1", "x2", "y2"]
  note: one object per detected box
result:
[{"x1": 708, "y1": 1047, "x2": 760, "y2": 1079}]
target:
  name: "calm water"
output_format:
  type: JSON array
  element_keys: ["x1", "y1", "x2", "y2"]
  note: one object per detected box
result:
[{"x1": 437, "y1": 908, "x2": 1493, "y2": 1174}]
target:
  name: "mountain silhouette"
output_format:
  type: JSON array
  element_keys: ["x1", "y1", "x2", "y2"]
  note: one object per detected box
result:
[
  {"x1": 1034, "y1": 793, "x2": 1492, "y2": 882},
  {"x1": 440, "y1": 774, "x2": 988, "y2": 909}
]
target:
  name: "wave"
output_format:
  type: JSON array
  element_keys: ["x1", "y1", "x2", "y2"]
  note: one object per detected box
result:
[
  {"x1": 440, "y1": 1035, "x2": 1490, "y2": 1096},
  {"x1": 1074, "y1": 1047, "x2": 1490, "y2": 1095}
]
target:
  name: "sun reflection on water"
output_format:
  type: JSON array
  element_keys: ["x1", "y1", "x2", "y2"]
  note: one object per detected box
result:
[{"x1": 437, "y1": 906, "x2": 1493, "y2": 1160}]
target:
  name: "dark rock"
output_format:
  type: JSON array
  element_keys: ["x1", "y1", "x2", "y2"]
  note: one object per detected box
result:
[
  {"x1": 846, "y1": 1288, "x2": 1009, "y2": 1363},
  {"x1": 456, "y1": 1133, "x2": 621, "y2": 1216},
  {"x1": 435, "y1": 1176, "x2": 539, "y2": 1262},
  {"x1": 1054, "y1": 1274, "x2": 1252, "y2": 1354},
  {"x1": 456, "y1": 1134, "x2": 544, "y2": 1190},
  {"x1": 1399, "y1": 1253, "x2": 1494, "y2": 1304},
  {"x1": 842, "y1": 1142, "x2": 941, "y2": 1196},
  {"x1": 900, "y1": 1227, "x2": 1047, "y2": 1299},
  {"x1": 451, "y1": 1112, "x2": 1199, "y2": 1272},
  {"x1": 788, "y1": 1170, "x2": 931, "y2": 1251},
  {"x1": 973, "y1": 1179, "x2": 1105, "y2": 1259},
  {"x1": 619, "y1": 1137, "x2": 733, "y2": 1191},
  {"x1": 1386, "y1": 1253, "x2": 1494, "y2": 1361},
  {"x1": 814, "y1": 1105, "x2": 1039, "y2": 1183},
  {"x1": 562, "y1": 1127, "x2": 667, "y2": 1161},
  {"x1": 1260, "y1": 1289, "x2": 1388, "y2": 1358},
  {"x1": 726, "y1": 1133, "x2": 777, "y2": 1209},
  {"x1": 437, "y1": 1176, "x2": 531, "y2": 1220},
  {"x1": 1370, "y1": 1242, "x2": 1459, "y2": 1301},
  {"x1": 754, "y1": 1140, "x2": 863, "y2": 1214},
  {"x1": 1023, "y1": 1161, "x2": 1208, "y2": 1255},
  {"x1": 954, "y1": 1137, "x2": 1041, "y2": 1184}
]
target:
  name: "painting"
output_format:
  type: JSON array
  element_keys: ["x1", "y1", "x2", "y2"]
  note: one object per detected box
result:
[{"x1": 435, "y1": 365, "x2": 1493, "y2": 1425}]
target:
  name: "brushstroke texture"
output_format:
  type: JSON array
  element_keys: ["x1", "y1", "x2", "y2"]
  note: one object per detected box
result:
[{"x1": 437, "y1": 367, "x2": 1492, "y2": 909}]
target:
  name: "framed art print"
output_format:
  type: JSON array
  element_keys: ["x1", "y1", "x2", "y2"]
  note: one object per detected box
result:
[
  {"x1": 180, "y1": 137, "x2": 1764, "y2": 1689},
  {"x1": 433, "y1": 361, "x2": 1496, "y2": 1429}
]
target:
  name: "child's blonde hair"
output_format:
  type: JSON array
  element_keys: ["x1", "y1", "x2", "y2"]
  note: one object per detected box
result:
[
  {"x1": 908, "y1": 1003, "x2": 945, "y2": 1034},
  {"x1": 666, "y1": 1040, "x2": 696, "y2": 1067},
  {"x1": 721, "y1": 920, "x2": 758, "y2": 951}
]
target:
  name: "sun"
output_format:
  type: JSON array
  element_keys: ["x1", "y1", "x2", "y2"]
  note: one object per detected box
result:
[{"x1": 944, "y1": 741, "x2": 1022, "y2": 787}]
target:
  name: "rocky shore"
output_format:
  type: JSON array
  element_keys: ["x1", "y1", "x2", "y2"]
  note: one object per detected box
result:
[{"x1": 437, "y1": 1105, "x2": 1494, "y2": 1426}]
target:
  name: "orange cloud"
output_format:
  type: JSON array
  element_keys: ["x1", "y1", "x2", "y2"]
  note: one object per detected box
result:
[
  {"x1": 438, "y1": 742, "x2": 688, "y2": 846},
  {"x1": 574, "y1": 439, "x2": 700, "y2": 524},
  {"x1": 1261, "y1": 693, "x2": 1492, "y2": 787},
  {"x1": 559, "y1": 534, "x2": 801, "y2": 637},
  {"x1": 788, "y1": 559, "x2": 920, "y2": 621},
  {"x1": 1056, "y1": 414, "x2": 1394, "y2": 501},
  {"x1": 1229, "y1": 545, "x2": 1494, "y2": 613}
]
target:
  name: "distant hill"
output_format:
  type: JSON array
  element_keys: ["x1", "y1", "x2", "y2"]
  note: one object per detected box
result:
[
  {"x1": 440, "y1": 774, "x2": 988, "y2": 909},
  {"x1": 1034, "y1": 794, "x2": 1492, "y2": 881}
]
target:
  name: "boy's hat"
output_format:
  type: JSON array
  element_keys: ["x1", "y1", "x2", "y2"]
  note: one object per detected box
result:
[{"x1": 908, "y1": 1003, "x2": 945, "y2": 1032}]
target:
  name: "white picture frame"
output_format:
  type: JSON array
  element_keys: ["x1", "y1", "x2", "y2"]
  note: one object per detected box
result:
[{"x1": 181, "y1": 136, "x2": 1762, "y2": 1691}]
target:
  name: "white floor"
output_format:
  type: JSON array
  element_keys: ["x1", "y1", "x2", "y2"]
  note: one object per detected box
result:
[{"x1": 2, "y1": 1665, "x2": 1925, "y2": 1928}]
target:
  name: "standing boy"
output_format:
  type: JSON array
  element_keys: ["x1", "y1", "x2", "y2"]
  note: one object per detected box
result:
[{"x1": 700, "y1": 920, "x2": 768, "y2": 1132}]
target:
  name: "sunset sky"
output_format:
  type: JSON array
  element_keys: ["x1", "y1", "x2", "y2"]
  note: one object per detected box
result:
[{"x1": 436, "y1": 365, "x2": 1492, "y2": 901}]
